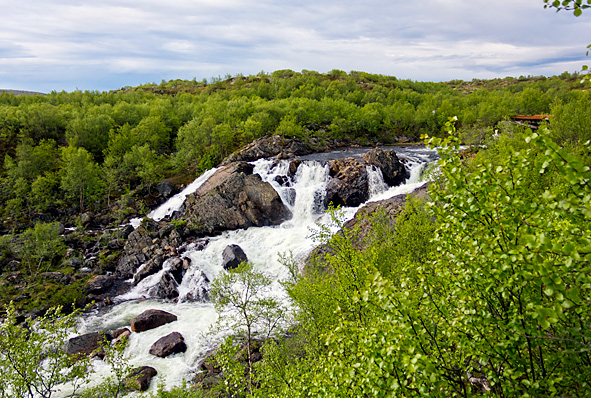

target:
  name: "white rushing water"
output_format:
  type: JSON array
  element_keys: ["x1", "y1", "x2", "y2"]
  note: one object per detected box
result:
[{"x1": 70, "y1": 146, "x2": 438, "y2": 396}]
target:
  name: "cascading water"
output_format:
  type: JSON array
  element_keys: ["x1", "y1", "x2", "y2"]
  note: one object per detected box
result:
[{"x1": 68, "y1": 146, "x2": 438, "y2": 396}]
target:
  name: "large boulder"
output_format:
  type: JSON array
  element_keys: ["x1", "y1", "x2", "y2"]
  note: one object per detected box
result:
[
  {"x1": 148, "y1": 272, "x2": 179, "y2": 300},
  {"x1": 156, "y1": 180, "x2": 175, "y2": 198},
  {"x1": 126, "y1": 366, "x2": 158, "y2": 391},
  {"x1": 85, "y1": 275, "x2": 115, "y2": 294},
  {"x1": 66, "y1": 331, "x2": 112, "y2": 357},
  {"x1": 308, "y1": 186, "x2": 429, "y2": 267},
  {"x1": 149, "y1": 332, "x2": 187, "y2": 358},
  {"x1": 222, "y1": 244, "x2": 248, "y2": 270},
  {"x1": 130, "y1": 309, "x2": 178, "y2": 332},
  {"x1": 361, "y1": 148, "x2": 409, "y2": 186},
  {"x1": 325, "y1": 157, "x2": 369, "y2": 207},
  {"x1": 178, "y1": 162, "x2": 292, "y2": 236}
]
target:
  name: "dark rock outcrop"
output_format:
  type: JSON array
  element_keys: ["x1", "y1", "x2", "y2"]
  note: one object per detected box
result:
[
  {"x1": 178, "y1": 162, "x2": 291, "y2": 236},
  {"x1": 222, "y1": 136, "x2": 309, "y2": 164},
  {"x1": 149, "y1": 272, "x2": 179, "y2": 300},
  {"x1": 149, "y1": 332, "x2": 187, "y2": 358},
  {"x1": 85, "y1": 275, "x2": 115, "y2": 294},
  {"x1": 221, "y1": 244, "x2": 248, "y2": 270},
  {"x1": 130, "y1": 309, "x2": 178, "y2": 332},
  {"x1": 308, "y1": 186, "x2": 429, "y2": 267},
  {"x1": 66, "y1": 331, "x2": 112, "y2": 357},
  {"x1": 126, "y1": 366, "x2": 158, "y2": 391},
  {"x1": 288, "y1": 159, "x2": 302, "y2": 178},
  {"x1": 325, "y1": 157, "x2": 369, "y2": 207},
  {"x1": 169, "y1": 257, "x2": 190, "y2": 284},
  {"x1": 116, "y1": 219, "x2": 186, "y2": 279},
  {"x1": 362, "y1": 148, "x2": 409, "y2": 186},
  {"x1": 133, "y1": 256, "x2": 165, "y2": 285},
  {"x1": 156, "y1": 180, "x2": 175, "y2": 198}
]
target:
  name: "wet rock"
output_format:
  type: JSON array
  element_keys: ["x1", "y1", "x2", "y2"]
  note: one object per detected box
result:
[
  {"x1": 133, "y1": 256, "x2": 165, "y2": 285},
  {"x1": 156, "y1": 180, "x2": 175, "y2": 198},
  {"x1": 308, "y1": 186, "x2": 429, "y2": 268},
  {"x1": 117, "y1": 226, "x2": 153, "y2": 278},
  {"x1": 130, "y1": 309, "x2": 178, "y2": 332},
  {"x1": 111, "y1": 327, "x2": 131, "y2": 341},
  {"x1": 288, "y1": 158, "x2": 302, "y2": 177},
  {"x1": 126, "y1": 366, "x2": 157, "y2": 391},
  {"x1": 120, "y1": 224, "x2": 134, "y2": 239},
  {"x1": 222, "y1": 244, "x2": 248, "y2": 270},
  {"x1": 179, "y1": 162, "x2": 291, "y2": 236},
  {"x1": 107, "y1": 239, "x2": 123, "y2": 250},
  {"x1": 169, "y1": 257, "x2": 188, "y2": 284},
  {"x1": 149, "y1": 331, "x2": 187, "y2": 358},
  {"x1": 341, "y1": 193, "x2": 409, "y2": 247},
  {"x1": 166, "y1": 228, "x2": 183, "y2": 247},
  {"x1": 325, "y1": 157, "x2": 369, "y2": 207},
  {"x1": 274, "y1": 175, "x2": 290, "y2": 186},
  {"x1": 66, "y1": 331, "x2": 112, "y2": 357},
  {"x1": 194, "y1": 239, "x2": 209, "y2": 251},
  {"x1": 158, "y1": 223, "x2": 175, "y2": 238},
  {"x1": 149, "y1": 271, "x2": 179, "y2": 300},
  {"x1": 181, "y1": 270, "x2": 210, "y2": 302},
  {"x1": 85, "y1": 275, "x2": 115, "y2": 294},
  {"x1": 361, "y1": 148, "x2": 409, "y2": 186}
]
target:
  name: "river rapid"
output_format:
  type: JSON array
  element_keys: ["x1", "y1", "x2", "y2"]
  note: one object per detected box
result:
[{"x1": 68, "y1": 146, "x2": 438, "y2": 396}]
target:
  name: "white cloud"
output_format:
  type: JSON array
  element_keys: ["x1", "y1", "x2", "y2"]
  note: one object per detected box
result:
[{"x1": 0, "y1": 0, "x2": 589, "y2": 91}]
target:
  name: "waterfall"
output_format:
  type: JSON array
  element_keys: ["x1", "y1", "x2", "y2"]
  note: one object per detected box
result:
[
  {"x1": 129, "y1": 166, "x2": 222, "y2": 228},
  {"x1": 69, "y1": 146, "x2": 438, "y2": 396}
]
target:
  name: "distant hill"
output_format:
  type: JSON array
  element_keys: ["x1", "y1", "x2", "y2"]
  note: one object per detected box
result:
[{"x1": 0, "y1": 89, "x2": 45, "y2": 96}]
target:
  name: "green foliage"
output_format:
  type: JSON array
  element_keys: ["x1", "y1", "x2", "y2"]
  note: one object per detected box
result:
[
  {"x1": 422, "y1": 119, "x2": 591, "y2": 396},
  {"x1": 550, "y1": 92, "x2": 591, "y2": 148},
  {"x1": 0, "y1": 303, "x2": 89, "y2": 398},
  {"x1": 66, "y1": 112, "x2": 114, "y2": 161},
  {"x1": 17, "y1": 221, "x2": 65, "y2": 278},
  {"x1": 148, "y1": 381, "x2": 205, "y2": 398},
  {"x1": 544, "y1": 0, "x2": 591, "y2": 16},
  {"x1": 171, "y1": 219, "x2": 188, "y2": 229},
  {"x1": 0, "y1": 70, "x2": 583, "y2": 224},
  {"x1": 255, "y1": 119, "x2": 591, "y2": 397},
  {"x1": 60, "y1": 146, "x2": 102, "y2": 212},
  {"x1": 210, "y1": 262, "x2": 286, "y2": 395},
  {"x1": 79, "y1": 335, "x2": 134, "y2": 398},
  {"x1": 211, "y1": 337, "x2": 249, "y2": 397}
]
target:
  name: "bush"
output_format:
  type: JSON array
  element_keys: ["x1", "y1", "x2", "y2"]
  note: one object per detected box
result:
[{"x1": 0, "y1": 303, "x2": 89, "y2": 398}]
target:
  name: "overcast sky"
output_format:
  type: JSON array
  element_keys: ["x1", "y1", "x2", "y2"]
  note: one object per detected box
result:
[{"x1": 1, "y1": 0, "x2": 589, "y2": 93}]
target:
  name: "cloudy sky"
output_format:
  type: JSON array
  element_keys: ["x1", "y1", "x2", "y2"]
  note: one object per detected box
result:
[{"x1": 1, "y1": 0, "x2": 589, "y2": 93}]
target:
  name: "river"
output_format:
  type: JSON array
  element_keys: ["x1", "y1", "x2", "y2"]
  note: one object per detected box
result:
[{"x1": 68, "y1": 145, "x2": 438, "y2": 396}]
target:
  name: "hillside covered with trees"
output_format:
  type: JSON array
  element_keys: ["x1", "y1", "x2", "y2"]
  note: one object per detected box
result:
[{"x1": 1, "y1": 70, "x2": 588, "y2": 232}]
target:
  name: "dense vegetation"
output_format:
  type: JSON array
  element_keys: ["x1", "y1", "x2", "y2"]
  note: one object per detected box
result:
[
  {"x1": 4, "y1": 69, "x2": 589, "y2": 311},
  {"x1": 240, "y1": 121, "x2": 590, "y2": 397},
  {"x1": 0, "y1": 70, "x2": 587, "y2": 232}
]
